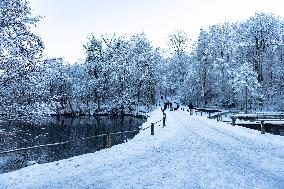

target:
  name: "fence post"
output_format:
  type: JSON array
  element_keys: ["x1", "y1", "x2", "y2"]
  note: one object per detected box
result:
[
  {"x1": 151, "y1": 123, "x2": 154, "y2": 135},
  {"x1": 261, "y1": 121, "x2": 265, "y2": 134},
  {"x1": 201, "y1": 111, "x2": 203, "y2": 116},
  {"x1": 163, "y1": 113, "x2": 166, "y2": 127},
  {"x1": 232, "y1": 117, "x2": 236, "y2": 126},
  {"x1": 190, "y1": 109, "x2": 193, "y2": 115},
  {"x1": 106, "y1": 131, "x2": 112, "y2": 148}
]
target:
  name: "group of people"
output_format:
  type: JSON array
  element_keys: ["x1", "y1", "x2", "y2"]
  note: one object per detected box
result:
[
  {"x1": 160, "y1": 95, "x2": 194, "y2": 112},
  {"x1": 163, "y1": 101, "x2": 180, "y2": 111}
]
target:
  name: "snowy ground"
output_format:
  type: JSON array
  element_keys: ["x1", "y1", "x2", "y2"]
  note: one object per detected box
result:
[{"x1": 0, "y1": 108, "x2": 284, "y2": 189}]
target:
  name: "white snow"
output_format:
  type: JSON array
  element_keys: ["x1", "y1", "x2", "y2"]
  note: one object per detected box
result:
[
  {"x1": 0, "y1": 108, "x2": 283, "y2": 189},
  {"x1": 233, "y1": 114, "x2": 258, "y2": 118},
  {"x1": 264, "y1": 121, "x2": 284, "y2": 125}
]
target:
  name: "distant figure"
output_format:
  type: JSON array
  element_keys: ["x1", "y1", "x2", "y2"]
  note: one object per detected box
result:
[
  {"x1": 170, "y1": 102, "x2": 172, "y2": 108},
  {"x1": 173, "y1": 102, "x2": 179, "y2": 111},
  {"x1": 188, "y1": 102, "x2": 194, "y2": 109},
  {"x1": 188, "y1": 102, "x2": 194, "y2": 115},
  {"x1": 164, "y1": 103, "x2": 167, "y2": 111}
]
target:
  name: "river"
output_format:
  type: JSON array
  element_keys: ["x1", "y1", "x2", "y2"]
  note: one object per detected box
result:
[{"x1": 0, "y1": 115, "x2": 146, "y2": 173}]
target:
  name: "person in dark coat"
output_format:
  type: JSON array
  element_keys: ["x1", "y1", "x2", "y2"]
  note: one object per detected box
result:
[
  {"x1": 188, "y1": 102, "x2": 194, "y2": 115},
  {"x1": 173, "y1": 102, "x2": 179, "y2": 111},
  {"x1": 188, "y1": 102, "x2": 194, "y2": 109}
]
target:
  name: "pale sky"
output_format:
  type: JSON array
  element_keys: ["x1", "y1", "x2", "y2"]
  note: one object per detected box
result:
[{"x1": 28, "y1": 0, "x2": 284, "y2": 63}]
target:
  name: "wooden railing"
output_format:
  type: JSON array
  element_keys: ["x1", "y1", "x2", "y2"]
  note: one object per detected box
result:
[
  {"x1": 230, "y1": 113, "x2": 284, "y2": 134},
  {"x1": 142, "y1": 112, "x2": 166, "y2": 135}
]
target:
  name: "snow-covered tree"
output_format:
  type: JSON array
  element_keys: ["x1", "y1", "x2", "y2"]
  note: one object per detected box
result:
[
  {"x1": 167, "y1": 30, "x2": 191, "y2": 96},
  {"x1": 0, "y1": 0, "x2": 44, "y2": 116},
  {"x1": 82, "y1": 33, "x2": 160, "y2": 114},
  {"x1": 232, "y1": 62, "x2": 260, "y2": 113},
  {"x1": 183, "y1": 12, "x2": 284, "y2": 111}
]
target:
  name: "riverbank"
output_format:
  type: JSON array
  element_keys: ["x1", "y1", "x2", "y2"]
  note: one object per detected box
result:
[{"x1": 0, "y1": 108, "x2": 283, "y2": 188}]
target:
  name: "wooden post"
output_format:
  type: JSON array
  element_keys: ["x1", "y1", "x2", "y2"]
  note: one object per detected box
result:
[
  {"x1": 261, "y1": 121, "x2": 265, "y2": 134},
  {"x1": 209, "y1": 112, "x2": 211, "y2": 117},
  {"x1": 232, "y1": 117, "x2": 236, "y2": 126},
  {"x1": 201, "y1": 111, "x2": 203, "y2": 116},
  {"x1": 245, "y1": 85, "x2": 248, "y2": 114},
  {"x1": 106, "y1": 132, "x2": 112, "y2": 148},
  {"x1": 163, "y1": 113, "x2": 166, "y2": 127},
  {"x1": 151, "y1": 123, "x2": 154, "y2": 135},
  {"x1": 190, "y1": 109, "x2": 193, "y2": 115}
]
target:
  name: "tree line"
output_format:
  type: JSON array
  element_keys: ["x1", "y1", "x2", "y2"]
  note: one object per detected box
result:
[
  {"x1": 179, "y1": 13, "x2": 284, "y2": 112},
  {"x1": 0, "y1": 0, "x2": 283, "y2": 117}
]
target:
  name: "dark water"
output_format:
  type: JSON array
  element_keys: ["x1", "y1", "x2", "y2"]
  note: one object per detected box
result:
[{"x1": 0, "y1": 115, "x2": 146, "y2": 173}]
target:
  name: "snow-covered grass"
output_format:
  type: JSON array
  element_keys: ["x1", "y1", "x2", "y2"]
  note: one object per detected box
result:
[{"x1": 0, "y1": 108, "x2": 283, "y2": 189}]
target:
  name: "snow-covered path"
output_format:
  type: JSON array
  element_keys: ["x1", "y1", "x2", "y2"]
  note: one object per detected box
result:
[{"x1": 0, "y1": 109, "x2": 284, "y2": 189}]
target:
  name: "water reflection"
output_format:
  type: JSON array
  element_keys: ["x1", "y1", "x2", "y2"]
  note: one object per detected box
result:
[{"x1": 0, "y1": 115, "x2": 146, "y2": 173}]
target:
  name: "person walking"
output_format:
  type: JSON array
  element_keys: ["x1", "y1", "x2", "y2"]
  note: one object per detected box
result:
[{"x1": 188, "y1": 102, "x2": 194, "y2": 115}]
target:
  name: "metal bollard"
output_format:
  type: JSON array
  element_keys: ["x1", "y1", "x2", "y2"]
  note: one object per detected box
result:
[
  {"x1": 151, "y1": 123, "x2": 154, "y2": 135},
  {"x1": 261, "y1": 121, "x2": 265, "y2": 134}
]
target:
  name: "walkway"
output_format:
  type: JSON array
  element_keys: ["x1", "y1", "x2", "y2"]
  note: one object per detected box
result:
[{"x1": 0, "y1": 109, "x2": 283, "y2": 188}]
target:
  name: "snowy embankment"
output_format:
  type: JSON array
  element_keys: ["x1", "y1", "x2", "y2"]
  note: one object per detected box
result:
[{"x1": 0, "y1": 108, "x2": 284, "y2": 188}]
